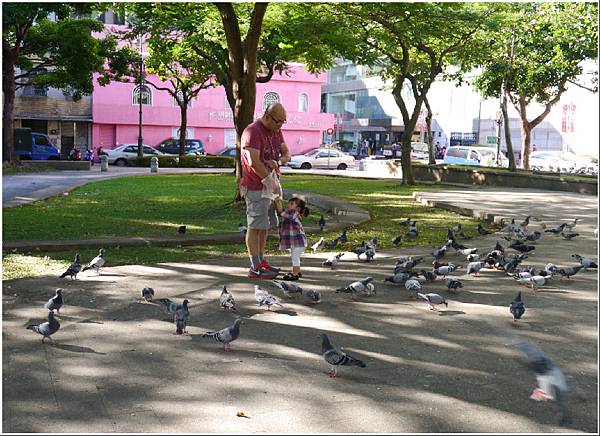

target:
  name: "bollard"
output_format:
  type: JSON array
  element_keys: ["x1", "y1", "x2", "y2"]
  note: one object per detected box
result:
[
  {"x1": 100, "y1": 155, "x2": 108, "y2": 172},
  {"x1": 150, "y1": 156, "x2": 159, "y2": 173}
]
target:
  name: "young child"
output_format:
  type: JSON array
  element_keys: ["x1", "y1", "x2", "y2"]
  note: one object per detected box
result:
[{"x1": 275, "y1": 196, "x2": 309, "y2": 281}]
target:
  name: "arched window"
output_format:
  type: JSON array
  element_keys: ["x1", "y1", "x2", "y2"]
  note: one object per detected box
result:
[
  {"x1": 298, "y1": 93, "x2": 309, "y2": 112},
  {"x1": 132, "y1": 85, "x2": 152, "y2": 105},
  {"x1": 173, "y1": 91, "x2": 192, "y2": 108},
  {"x1": 263, "y1": 91, "x2": 281, "y2": 112}
]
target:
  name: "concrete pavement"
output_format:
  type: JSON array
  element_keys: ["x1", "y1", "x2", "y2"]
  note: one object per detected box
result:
[{"x1": 2, "y1": 187, "x2": 598, "y2": 433}]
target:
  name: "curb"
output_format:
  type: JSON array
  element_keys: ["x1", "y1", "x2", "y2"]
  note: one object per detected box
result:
[{"x1": 412, "y1": 192, "x2": 509, "y2": 225}]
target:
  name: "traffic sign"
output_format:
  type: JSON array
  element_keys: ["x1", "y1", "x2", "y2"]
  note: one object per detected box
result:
[{"x1": 326, "y1": 128, "x2": 334, "y2": 135}]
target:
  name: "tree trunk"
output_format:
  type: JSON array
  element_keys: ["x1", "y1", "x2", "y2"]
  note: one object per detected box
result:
[
  {"x1": 231, "y1": 78, "x2": 256, "y2": 202},
  {"x1": 2, "y1": 59, "x2": 17, "y2": 164},
  {"x1": 518, "y1": 96, "x2": 532, "y2": 170},
  {"x1": 424, "y1": 96, "x2": 435, "y2": 165},
  {"x1": 179, "y1": 102, "x2": 188, "y2": 157},
  {"x1": 501, "y1": 90, "x2": 516, "y2": 171}
]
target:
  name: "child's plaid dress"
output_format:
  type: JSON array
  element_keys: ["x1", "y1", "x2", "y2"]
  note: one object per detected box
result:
[{"x1": 279, "y1": 208, "x2": 307, "y2": 249}]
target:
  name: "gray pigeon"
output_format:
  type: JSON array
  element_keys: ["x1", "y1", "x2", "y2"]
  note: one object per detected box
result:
[
  {"x1": 339, "y1": 229, "x2": 348, "y2": 244},
  {"x1": 419, "y1": 269, "x2": 438, "y2": 282},
  {"x1": 466, "y1": 253, "x2": 480, "y2": 262},
  {"x1": 82, "y1": 248, "x2": 106, "y2": 275},
  {"x1": 323, "y1": 252, "x2": 344, "y2": 269},
  {"x1": 563, "y1": 218, "x2": 579, "y2": 230},
  {"x1": 320, "y1": 333, "x2": 366, "y2": 378},
  {"x1": 571, "y1": 254, "x2": 597, "y2": 269},
  {"x1": 557, "y1": 265, "x2": 583, "y2": 279},
  {"x1": 384, "y1": 271, "x2": 412, "y2": 285},
  {"x1": 336, "y1": 277, "x2": 375, "y2": 300},
  {"x1": 458, "y1": 247, "x2": 478, "y2": 257},
  {"x1": 26, "y1": 310, "x2": 60, "y2": 345},
  {"x1": 272, "y1": 280, "x2": 303, "y2": 298},
  {"x1": 467, "y1": 261, "x2": 485, "y2": 276},
  {"x1": 525, "y1": 231, "x2": 541, "y2": 242},
  {"x1": 59, "y1": 253, "x2": 81, "y2": 280},
  {"x1": 509, "y1": 291, "x2": 525, "y2": 322},
  {"x1": 478, "y1": 223, "x2": 493, "y2": 235},
  {"x1": 512, "y1": 339, "x2": 571, "y2": 425},
  {"x1": 543, "y1": 223, "x2": 566, "y2": 234},
  {"x1": 44, "y1": 288, "x2": 63, "y2": 313},
  {"x1": 515, "y1": 275, "x2": 550, "y2": 291},
  {"x1": 141, "y1": 287, "x2": 154, "y2": 302},
  {"x1": 444, "y1": 278, "x2": 463, "y2": 293},
  {"x1": 559, "y1": 230, "x2": 579, "y2": 240},
  {"x1": 304, "y1": 290, "x2": 322, "y2": 304},
  {"x1": 157, "y1": 298, "x2": 190, "y2": 334},
  {"x1": 201, "y1": 318, "x2": 242, "y2": 352},
  {"x1": 432, "y1": 245, "x2": 447, "y2": 261},
  {"x1": 433, "y1": 263, "x2": 457, "y2": 278},
  {"x1": 254, "y1": 285, "x2": 284, "y2": 310},
  {"x1": 391, "y1": 235, "x2": 402, "y2": 245},
  {"x1": 417, "y1": 293, "x2": 448, "y2": 311},
  {"x1": 324, "y1": 238, "x2": 339, "y2": 250},
  {"x1": 219, "y1": 286, "x2": 236, "y2": 311}
]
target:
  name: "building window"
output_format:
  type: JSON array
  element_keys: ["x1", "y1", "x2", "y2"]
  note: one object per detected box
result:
[
  {"x1": 298, "y1": 93, "x2": 309, "y2": 112},
  {"x1": 132, "y1": 85, "x2": 152, "y2": 106},
  {"x1": 22, "y1": 68, "x2": 48, "y2": 97},
  {"x1": 173, "y1": 91, "x2": 192, "y2": 108},
  {"x1": 263, "y1": 92, "x2": 281, "y2": 112}
]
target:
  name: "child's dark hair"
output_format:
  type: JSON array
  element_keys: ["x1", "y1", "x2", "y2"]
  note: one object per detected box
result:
[{"x1": 289, "y1": 197, "x2": 310, "y2": 217}]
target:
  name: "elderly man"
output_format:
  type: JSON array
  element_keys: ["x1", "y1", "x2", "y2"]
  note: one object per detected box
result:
[{"x1": 240, "y1": 102, "x2": 292, "y2": 279}]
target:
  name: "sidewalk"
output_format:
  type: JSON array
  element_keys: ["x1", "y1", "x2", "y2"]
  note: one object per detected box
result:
[{"x1": 2, "y1": 187, "x2": 598, "y2": 432}]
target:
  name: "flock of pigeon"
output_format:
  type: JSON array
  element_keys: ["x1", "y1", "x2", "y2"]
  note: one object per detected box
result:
[{"x1": 25, "y1": 212, "x2": 597, "y2": 426}]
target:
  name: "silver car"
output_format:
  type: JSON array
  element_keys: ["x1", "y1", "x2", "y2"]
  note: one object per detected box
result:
[
  {"x1": 104, "y1": 144, "x2": 163, "y2": 166},
  {"x1": 287, "y1": 148, "x2": 355, "y2": 170}
]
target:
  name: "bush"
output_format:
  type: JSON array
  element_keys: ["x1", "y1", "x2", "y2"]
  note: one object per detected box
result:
[{"x1": 132, "y1": 155, "x2": 235, "y2": 168}]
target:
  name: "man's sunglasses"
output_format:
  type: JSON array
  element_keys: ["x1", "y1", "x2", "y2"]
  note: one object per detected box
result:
[{"x1": 269, "y1": 113, "x2": 286, "y2": 125}]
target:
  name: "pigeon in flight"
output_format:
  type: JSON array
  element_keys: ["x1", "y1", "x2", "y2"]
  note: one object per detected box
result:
[
  {"x1": 319, "y1": 215, "x2": 326, "y2": 231},
  {"x1": 27, "y1": 310, "x2": 60, "y2": 345},
  {"x1": 157, "y1": 298, "x2": 190, "y2": 335},
  {"x1": 219, "y1": 286, "x2": 236, "y2": 311},
  {"x1": 304, "y1": 290, "x2": 322, "y2": 305},
  {"x1": 509, "y1": 291, "x2": 525, "y2": 323},
  {"x1": 320, "y1": 333, "x2": 366, "y2": 378},
  {"x1": 417, "y1": 293, "x2": 448, "y2": 311},
  {"x1": 557, "y1": 265, "x2": 583, "y2": 279},
  {"x1": 82, "y1": 249, "x2": 106, "y2": 275},
  {"x1": 391, "y1": 235, "x2": 402, "y2": 246},
  {"x1": 444, "y1": 278, "x2": 463, "y2": 293},
  {"x1": 336, "y1": 277, "x2": 375, "y2": 301},
  {"x1": 59, "y1": 253, "x2": 81, "y2": 280},
  {"x1": 544, "y1": 223, "x2": 566, "y2": 234},
  {"x1": 177, "y1": 225, "x2": 187, "y2": 234},
  {"x1": 141, "y1": 287, "x2": 155, "y2": 302},
  {"x1": 467, "y1": 261, "x2": 485, "y2": 276},
  {"x1": 559, "y1": 230, "x2": 579, "y2": 240},
  {"x1": 324, "y1": 238, "x2": 339, "y2": 250},
  {"x1": 512, "y1": 339, "x2": 571, "y2": 425},
  {"x1": 238, "y1": 223, "x2": 247, "y2": 234},
  {"x1": 571, "y1": 254, "x2": 597, "y2": 269},
  {"x1": 311, "y1": 237, "x2": 325, "y2": 253},
  {"x1": 254, "y1": 285, "x2": 284, "y2": 310},
  {"x1": 478, "y1": 223, "x2": 493, "y2": 235},
  {"x1": 44, "y1": 288, "x2": 63, "y2": 313},
  {"x1": 323, "y1": 252, "x2": 344, "y2": 269},
  {"x1": 202, "y1": 318, "x2": 242, "y2": 352},
  {"x1": 272, "y1": 280, "x2": 303, "y2": 298},
  {"x1": 339, "y1": 229, "x2": 348, "y2": 244}
]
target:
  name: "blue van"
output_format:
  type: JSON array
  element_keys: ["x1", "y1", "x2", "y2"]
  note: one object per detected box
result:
[{"x1": 14, "y1": 129, "x2": 61, "y2": 160}]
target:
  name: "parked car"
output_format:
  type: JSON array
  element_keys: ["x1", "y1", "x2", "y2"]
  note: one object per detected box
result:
[
  {"x1": 209, "y1": 147, "x2": 237, "y2": 157},
  {"x1": 287, "y1": 148, "x2": 355, "y2": 170},
  {"x1": 104, "y1": 144, "x2": 163, "y2": 166},
  {"x1": 530, "y1": 150, "x2": 598, "y2": 174},
  {"x1": 410, "y1": 142, "x2": 430, "y2": 160},
  {"x1": 14, "y1": 128, "x2": 60, "y2": 160},
  {"x1": 443, "y1": 145, "x2": 509, "y2": 167},
  {"x1": 154, "y1": 138, "x2": 205, "y2": 156}
]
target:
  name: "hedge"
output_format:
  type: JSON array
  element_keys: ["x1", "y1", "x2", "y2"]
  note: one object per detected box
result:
[{"x1": 133, "y1": 155, "x2": 235, "y2": 168}]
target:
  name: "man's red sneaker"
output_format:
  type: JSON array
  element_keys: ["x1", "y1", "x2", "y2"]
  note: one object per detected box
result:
[
  {"x1": 259, "y1": 259, "x2": 280, "y2": 274},
  {"x1": 247, "y1": 267, "x2": 278, "y2": 279}
]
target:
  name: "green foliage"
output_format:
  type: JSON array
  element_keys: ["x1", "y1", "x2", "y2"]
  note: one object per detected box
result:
[{"x1": 132, "y1": 155, "x2": 235, "y2": 168}]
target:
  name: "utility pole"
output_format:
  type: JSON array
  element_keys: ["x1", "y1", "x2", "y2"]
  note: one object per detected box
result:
[
  {"x1": 495, "y1": 109, "x2": 503, "y2": 166},
  {"x1": 137, "y1": 35, "x2": 144, "y2": 158}
]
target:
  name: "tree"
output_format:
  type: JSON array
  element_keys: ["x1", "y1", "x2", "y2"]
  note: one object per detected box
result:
[
  {"x1": 328, "y1": 2, "x2": 497, "y2": 184},
  {"x1": 473, "y1": 2, "x2": 598, "y2": 169},
  {"x1": 2, "y1": 3, "x2": 115, "y2": 163}
]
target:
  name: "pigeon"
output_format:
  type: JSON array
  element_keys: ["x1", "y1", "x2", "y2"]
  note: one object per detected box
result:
[
  {"x1": 519, "y1": 215, "x2": 532, "y2": 229},
  {"x1": 396, "y1": 256, "x2": 424, "y2": 272},
  {"x1": 458, "y1": 247, "x2": 478, "y2": 257},
  {"x1": 544, "y1": 223, "x2": 566, "y2": 234},
  {"x1": 525, "y1": 231, "x2": 542, "y2": 242},
  {"x1": 494, "y1": 241, "x2": 505, "y2": 253},
  {"x1": 254, "y1": 285, "x2": 284, "y2": 310},
  {"x1": 543, "y1": 263, "x2": 558, "y2": 276},
  {"x1": 467, "y1": 261, "x2": 485, "y2": 276},
  {"x1": 508, "y1": 271, "x2": 533, "y2": 280},
  {"x1": 141, "y1": 287, "x2": 155, "y2": 302},
  {"x1": 338, "y1": 229, "x2": 348, "y2": 244},
  {"x1": 319, "y1": 215, "x2": 326, "y2": 231},
  {"x1": 157, "y1": 298, "x2": 190, "y2": 334},
  {"x1": 432, "y1": 245, "x2": 447, "y2": 261},
  {"x1": 177, "y1": 225, "x2": 187, "y2": 234},
  {"x1": 563, "y1": 218, "x2": 579, "y2": 230},
  {"x1": 406, "y1": 227, "x2": 418, "y2": 239},
  {"x1": 444, "y1": 278, "x2": 463, "y2": 293},
  {"x1": 404, "y1": 278, "x2": 421, "y2": 297},
  {"x1": 417, "y1": 293, "x2": 448, "y2": 311},
  {"x1": 510, "y1": 243, "x2": 536, "y2": 253},
  {"x1": 311, "y1": 237, "x2": 325, "y2": 253},
  {"x1": 336, "y1": 277, "x2": 375, "y2": 300},
  {"x1": 512, "y1": 339, "x2": 571, "y2": 425},
  {"x1": 59, "y1": 253, "x2": 81, "y2": 280},
  {"x1": 219, "y1": 286, "x2": 236, "y2": 311},
  {"x1": 320, "y1": 333, "x2": 366, "y2": 378},
  {"x1": 399, "y1": 218, "x2": 412, "y2": 226},
  {"x1": 509, "y1": 291, "x2": 525, "y2": 322},
  {"x1": 238, "y1": 223, "x2": 247, "y2": 234},
  {"x1": 384, "y1": 271, "x2": 412, "y2": 285},
  {"x1": 466, "y1": 253, "x2": 480, "y2": 262},
  {"x1": 44, "y1": 288, "x2": 63, "y2": 313},
  {"x1": 304, "y1": 290, "x2": 322, "y2": 304},
  {"x1": 559, "y1": 230, "x2": 579, "y2": 240},
  {"x1": 352, "y1": 241, "x2": 367, "y2": 258},
  {"x1": 391, "y1": 235, "x2": 402, "y2": 245},
  {"x1": 272, "y1": 280, "x2": 303, "y2": 298},
  {"x1": 364, "y1": 246, "x2": 376, "y2": 262},
  {"x1": 515, "y1": 275, "x2": 550, "y2": 291},
  {"x1": 478, "y1": 223, "x2": 493, "y2": 235},
  {"x1": 419, "y1": 269, "x2": 437, "y2": 282},
  {"x1": 504, "y1": 218, "x2": 518, "y2": 233},
  {"x1": 323, "y1": 252, "x2": 344, "y2": 269},
  {"x1": 26, "y1": 310, "x2": 60, "y2": 345},
  {"x1": 433, "y1": 263, "x2": 456, "y2": 278},
  {"x1": 324, "y1": 238, "x2": 339, "y2": 250},
  {"x1": 571, "y1": 254, "x2": 597, "y2": 269},
  {"x1": 201, "y1": 318, "x2": 242, "y2": 352},
  {"x1": 557, "y1": 265, "x2": 583, "y2": 279},
  {"x1": 449, "y1": 237, "x2": 467, "y2": 250},
  {"x1": 82, "y1": 248, "x2": 106, "y2": 275},
  {"x1": 452, "y1": 223, "x2": 462, "y2": 234}
]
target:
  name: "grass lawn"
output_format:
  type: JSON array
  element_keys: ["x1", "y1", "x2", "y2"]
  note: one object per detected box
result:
[{"x1": 3, "y1": 174, "x2": 487, "y2": 279}]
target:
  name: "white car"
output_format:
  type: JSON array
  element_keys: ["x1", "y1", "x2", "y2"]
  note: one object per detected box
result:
[
  {"x1": 410, "y1": 142, "x2": 430, "y2": 160},
  {"x1": 287, "y1": 148, "x2": 355, "y2": 170},
  {"x1": 104, "y1": 144, "x2": 163, "y2": 166},
  {"x1": 530, "y1": 150, "x2": 598, "y2": 174}
]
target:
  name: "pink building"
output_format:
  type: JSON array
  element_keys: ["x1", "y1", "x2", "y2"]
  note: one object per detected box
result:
[{"x1": 92, "y1": 63, "x2": 334, "y2": 155}]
